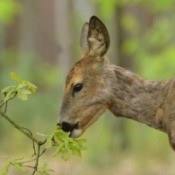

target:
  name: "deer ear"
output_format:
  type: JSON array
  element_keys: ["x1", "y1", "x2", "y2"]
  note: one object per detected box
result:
[
  {"x1": 80, "y1": 22, "x2": 89, "y2": 54},
  {"x1": 88, "y1": 16, "x2": 110, "y2": 57}
]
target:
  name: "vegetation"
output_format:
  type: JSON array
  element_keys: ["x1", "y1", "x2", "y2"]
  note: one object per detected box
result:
[{"x1": 0, "y1": 73, "x2": 86, "y2": 174}]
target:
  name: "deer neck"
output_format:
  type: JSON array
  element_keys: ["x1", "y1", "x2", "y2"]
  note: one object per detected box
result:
[{"x1": 107, "y1": 65, "x2": 167, "y2": 132}]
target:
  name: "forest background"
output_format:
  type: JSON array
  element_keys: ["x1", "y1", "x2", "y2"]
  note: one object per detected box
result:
[{"x1": 1, "y1": 0, "x2": 175, "y2": 174}]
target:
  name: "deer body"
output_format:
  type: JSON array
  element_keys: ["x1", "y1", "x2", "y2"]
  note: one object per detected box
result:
[{"x1": 58, "y1": 16, "x2": 175, "y2": 151}]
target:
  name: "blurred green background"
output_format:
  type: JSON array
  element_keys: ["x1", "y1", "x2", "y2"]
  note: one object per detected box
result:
[{"x1": 1, "y1": 0, "x2": 175, "y2": 174}]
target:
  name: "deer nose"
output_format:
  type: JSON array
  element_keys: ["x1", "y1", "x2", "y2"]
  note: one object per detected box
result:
[{"x1": 57, "y1": 122, "x2": 78, "y2": 132}]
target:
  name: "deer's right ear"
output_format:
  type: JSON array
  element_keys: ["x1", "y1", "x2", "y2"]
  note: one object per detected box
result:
[{"x1": 87, "y1": 16, "x2": 110, "y2": 57}]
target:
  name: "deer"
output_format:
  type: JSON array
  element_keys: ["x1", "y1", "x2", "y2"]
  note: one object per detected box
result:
[{"x1": 57, "y1": 16, "x2": 175, "y2": 151}]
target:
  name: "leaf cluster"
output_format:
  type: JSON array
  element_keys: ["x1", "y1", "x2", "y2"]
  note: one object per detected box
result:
[
  {"x1": 1, "y1": 72, "x2": 37, "y2": 102},
  {"x1": 0, "y1": 0, "x2": 20, "y2": 24},
  {"x1": 47, "y1": 126, "x2": 87, "y2": 161},
  {"x1": 0, "y1": 72, "x2": 87, "y2": 174},
  {"x1": 0, "y1": 158, "x2": 26, "y2": 175}
]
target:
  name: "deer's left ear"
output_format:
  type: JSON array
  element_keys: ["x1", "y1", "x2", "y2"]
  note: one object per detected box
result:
[
  {"x1": 80, "y1": 22, "x2": 89, "y2": 54},
  {"x1": 88, "y1": 16, "x2": 110, "y2": 57}
]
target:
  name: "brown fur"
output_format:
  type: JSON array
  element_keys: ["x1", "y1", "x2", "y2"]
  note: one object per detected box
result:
[{"x1": 58, "y1": 16, "x2": 175, "y2": 151}]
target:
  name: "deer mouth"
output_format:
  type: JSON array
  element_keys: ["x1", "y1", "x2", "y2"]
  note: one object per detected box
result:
[
  {"x1": 69, "y1": 128, "x2": 83, "y2": 138},
  {"x1": 58, "y1": 121, "x2": 82, "y2": 138}
]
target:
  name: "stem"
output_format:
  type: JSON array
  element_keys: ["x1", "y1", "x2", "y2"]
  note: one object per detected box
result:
[
  {"x1": 0, "y1": 110, "x2": 46, "y2": 145},
  {"x1": 32, "y1": 144, "x2": 40, "y2": 175},
  {"x1": 0, "y1": 110, "x2": 48, "y2": 174}
]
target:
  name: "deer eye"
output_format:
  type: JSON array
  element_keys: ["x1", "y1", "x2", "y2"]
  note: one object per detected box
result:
[{"x1": 72, "y1": 83, "x2": 83, "y2": 95}]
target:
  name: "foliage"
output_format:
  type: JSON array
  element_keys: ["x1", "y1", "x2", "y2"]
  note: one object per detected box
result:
[
  {"x1": 37, "y1": 162, "x2": 55, "y2": 175},
  {"x1": 1, "y1": 72, "x2": 37, "y2": 102},
  {"x1": 0, "y1": 73, "x2": 87, "y2": 175},
  {"x1": 0, "y1": 158, "x2": 26, "y2": 175},
  {"x1": 48, "y1": 126, "x2": 87, "y2": 161},
  {"x1": 92, "y1": 0, "x2": 118, "y2": 19},
  {"x1": 95, "y1": 0, "x2": 175, "y2": 78},
  {"x1": 0, "y1": 0, "x2": 20, "y2": 24}
]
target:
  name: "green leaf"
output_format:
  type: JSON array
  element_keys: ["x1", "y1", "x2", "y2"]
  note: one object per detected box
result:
[
  {"x1": 53, "y1": 143, "x2": 63, "y2": 156},
  {"x1": 3, "y1": 89, "x2": 17, "y2": 102},
  {"x1": 40, "y1": 162, "x2": 55, "y2": 172},
  {"x1": 61, "y1": 151, "x2": 70, "y2": 161},
  {"x1": 17, "y1": 89, "x2": 31, "y2": 101},
  {"x1": 1, "y1": 73, "x2": 37, "y2": 102},
  {"x1": 17, "y1": 92, "x2": 27, "y2": 101},
  {"x1": 49, "y1": 126, "x2": 87, "y2": 161},
  {"x1": 12, "y1": 162, "x2": 25, "y2": 172},
  {"x1": 38, "y1": 162, "x2": 55, "y2": 175},
  {"x1": 10, "y1": 72, "x2": 21, "y2": 82},
  {"x1": 1, "y1": 86, "x2": 15, "y2": 94},
  {"x1": 23, "y1": 81, "x2": 37, "y2": 93},
  {"x1": 0, "y1": 162, "x2": 11, "y2": 175},
  {"x1": 72, "y1": 148, "x2": 81, "y2": 157}
]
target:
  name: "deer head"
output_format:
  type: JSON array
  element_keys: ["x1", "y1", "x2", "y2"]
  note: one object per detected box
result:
[{"x1": 57, "y1": 16, "x2": 112, "y2": 138}]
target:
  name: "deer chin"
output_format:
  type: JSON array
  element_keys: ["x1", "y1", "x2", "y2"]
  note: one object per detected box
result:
[
  {"x1": 69, "y1": 106, "x2": 107, "y2": 138},
  {"x1": 69, "y1": 128, "x2": 83, "y2": 138}
]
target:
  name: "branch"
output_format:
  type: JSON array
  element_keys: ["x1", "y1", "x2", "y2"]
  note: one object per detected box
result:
[
  {"x1": 0, "y1": 110, "x2": 46, "y2": 145},
  {"x1": 0, "y1": 110, "x2": 48, "y2": 175},
  {"x1": 32, "y1": 144, "x2": 43, "y2": 175},
  {"x1": 0, "y1": 75, "x2": 54, "y2": 174}
]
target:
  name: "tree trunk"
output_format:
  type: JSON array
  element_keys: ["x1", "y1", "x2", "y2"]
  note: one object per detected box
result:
[
  {"x1": 109, "y1": 5, "x2": 137, "y2": 151},
  {"x1": 54, "y1": 0, "x2": 74, "y2": 74}
]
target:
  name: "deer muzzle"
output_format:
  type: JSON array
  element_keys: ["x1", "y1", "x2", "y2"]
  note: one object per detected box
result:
[{"x1": 57, "y1": 121, "x2": 82, "y2": 138}]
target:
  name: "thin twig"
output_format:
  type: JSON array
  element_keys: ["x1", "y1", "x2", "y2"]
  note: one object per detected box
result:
[
  {"x1": 0, "y1": 110, "x2": 48, "y2": 174},
  {"x1": 19, "y1": 165, "x2": 34, "y2": 169},
  {"x1": 17, "y1": 148, "x2": 46, "y2": 165},
  {"x1": 4, "y1": 101, "x2": 8, "y2": 113},
  {"x1": 0, "y1": 110, "x2": 46, "y2": 145},
  {"x1": 0, "y1": 100, "x2": 4, "y2": 108},
  {"x1": 0, "y1": 92, "x2": 17, "y2": 113},
  {"x1": 21, "y1": 127, "x2": 37, "y2": 155},
  {"x1": 0, "y1": 84, "x2": 52, "y2": 174},
  {"x1": 32, "y1": 144, "x2": 40, "y2": 175}
]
